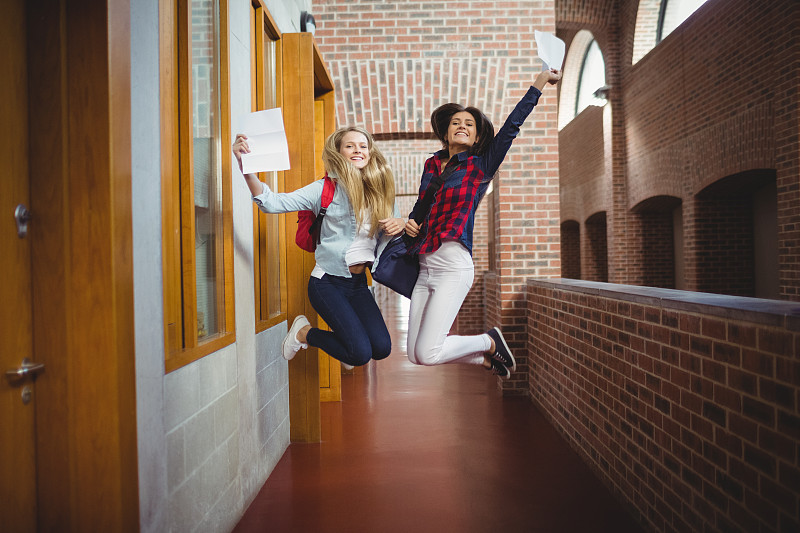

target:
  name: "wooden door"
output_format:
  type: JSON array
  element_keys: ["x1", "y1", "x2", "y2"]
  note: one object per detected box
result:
[
  {"x1": 0, "y1": 0, "x2": 37, "y2": 530},
  {"x1": 1, "y1": 1, "x2": 139, "y2": 529}
]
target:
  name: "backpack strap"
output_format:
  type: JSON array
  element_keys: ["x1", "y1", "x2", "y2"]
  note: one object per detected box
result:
[
  {"x1": 319, "y1": 174, "x2": 336, "y2": 214},
  {"x1": 308, "y1": 175, "x2": 336, "y2": 248}
]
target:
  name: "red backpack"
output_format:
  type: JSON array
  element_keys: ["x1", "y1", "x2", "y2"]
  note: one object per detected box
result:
[{"x1": 295, "y1": 175, "x2": 336, "y2": 252}]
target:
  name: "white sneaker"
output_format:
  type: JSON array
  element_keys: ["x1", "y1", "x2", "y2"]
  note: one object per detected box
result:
[
  {"x1": 341, "y1": 362, "x2": 355, "y2": 371},
  {"x1": 283, "y1": 315, "x2": 310, "y2": 360}
]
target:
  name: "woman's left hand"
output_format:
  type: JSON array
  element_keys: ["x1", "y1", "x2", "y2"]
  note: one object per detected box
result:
[{"x1": 379, "y1": 218, "x2": 406, "y2": 236}]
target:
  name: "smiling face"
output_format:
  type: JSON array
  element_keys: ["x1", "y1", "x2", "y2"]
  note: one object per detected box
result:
[
  {"x1": 339, "y1": 131, "x2": 370, "y2": 169},
  {"x1": 446, "y1": 111, "x2": 478, "y2": 151}
]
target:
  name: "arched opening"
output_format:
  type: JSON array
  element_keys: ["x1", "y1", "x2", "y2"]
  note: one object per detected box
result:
[
  {"x1": 694, "y1": 169, "x2": 778, "y2": 298},
  {"x1": 657, "y1": 0, "x2": 710, "y2": 42},
  {"x1": 575, "y1": 39, "x2": 606, "y2": 117},
  {"x1": 584, "y1": 212, "x2": 608, "y2": 283},
  {"x1": 632, "y1": 0, "x2": 710, "y2": 64},
  {"x1": 559, "y1": 30, "x2": 606, "y2": 130},
  {"x1": 561, "y1": 220, "x2": 581, "y2": 279},
  {"x1": 632, "y1": 196, "x2": 682, "y2": 289}
]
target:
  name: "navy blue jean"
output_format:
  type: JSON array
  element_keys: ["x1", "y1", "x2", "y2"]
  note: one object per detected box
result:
[{"x1": 306, "y1": 272, "x2": 392, "y2": 366}]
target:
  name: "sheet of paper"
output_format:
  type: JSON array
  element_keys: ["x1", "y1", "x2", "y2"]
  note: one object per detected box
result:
[
  {"x1": 534, "y1": 30, "x2": 565, "y2": 71},
  {"x1": 236, "y1": 108, "x2": 291, "y2": 174}
]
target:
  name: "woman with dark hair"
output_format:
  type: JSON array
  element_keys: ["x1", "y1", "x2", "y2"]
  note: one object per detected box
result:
[{"x1": 402, "y1": 68, "x2": 562, "y2": 378}]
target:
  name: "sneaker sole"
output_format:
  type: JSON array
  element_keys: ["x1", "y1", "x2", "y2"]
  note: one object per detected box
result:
[
  {"x1": 491, "y1": 360, "x2": 511, "y2": 379},
  {"x1": 492, "y1": 327, "x2": 516, "y2": 373}
]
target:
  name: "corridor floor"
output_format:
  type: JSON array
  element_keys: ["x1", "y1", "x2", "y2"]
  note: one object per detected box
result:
[{"x1": 234, "y1": 294, "x2": 644, "y2": 533}]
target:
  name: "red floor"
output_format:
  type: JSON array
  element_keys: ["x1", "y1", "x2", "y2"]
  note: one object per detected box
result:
[{"x1": 234, "y1": 295, "x2": 644, "y2": 533}]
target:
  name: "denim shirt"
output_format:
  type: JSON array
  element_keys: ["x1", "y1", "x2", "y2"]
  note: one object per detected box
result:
[{"x1": 253, "y1": 175, "x2": 398, "y2": 278}]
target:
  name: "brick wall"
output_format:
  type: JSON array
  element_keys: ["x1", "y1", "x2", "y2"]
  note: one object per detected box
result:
[
  {"x1": 584, "y1": 212, "x2": 608, "y2": 282},
  {"x1": 559, "y1": 105, "x2": 605, "y2": 224},
  {"x1": 561, "y1": 220, "x2": 580, "y2": 279},
  {"x1": 556, "y1": 0, "x2": 799, "y2": 299},
  {"x1": 527, "y1": 279, "x2": 800, "y2": 533},
  {"x1": 692, "y1": 192, "x2": 754, "y2": 297},
  {"x1": 637, "y1": 209, "x2": 675, "y2": 289},
  {"x1": 315, "y1": 0, "x2": 562, "y2": 393}
]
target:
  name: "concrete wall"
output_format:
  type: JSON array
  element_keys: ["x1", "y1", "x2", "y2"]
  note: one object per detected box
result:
[{"x1": 132, "y1": 1, "x2": 310, "y2": 531}]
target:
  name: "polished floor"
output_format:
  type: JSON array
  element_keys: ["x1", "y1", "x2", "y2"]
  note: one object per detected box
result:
[{"x1": 234, "y1": 294, "x2": 644, "y2": 533}]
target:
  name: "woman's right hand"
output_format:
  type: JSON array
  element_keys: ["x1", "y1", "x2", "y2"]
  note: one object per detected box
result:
[
  {"x1": 232, "y1": 134, "x2": 250, "y2": 163},
  {"x1": 533, "y1": 69, "x2": 562, "y2": 90},
  {"x1": 404, "y1": 219, "x2": 420, "y2": 238}
]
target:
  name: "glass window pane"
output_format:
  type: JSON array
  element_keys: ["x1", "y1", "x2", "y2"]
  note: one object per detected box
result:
[
  {"x1": 660, "y1": 0, "x2": 709, "y2": 41},
  {"x1": 262, "y1": 37, "x2": 283, "y2": 319},
  {"x1": 192, "y1": 0, "x2": 223, "y2": 340},
  {"x1": 575, "y1": 40, "x2": 606, "y2": 117}
]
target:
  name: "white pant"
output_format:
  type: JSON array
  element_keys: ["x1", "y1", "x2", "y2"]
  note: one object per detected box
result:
[{"x1": 407, "y1": 241, "x2": 490, "y2": 366}]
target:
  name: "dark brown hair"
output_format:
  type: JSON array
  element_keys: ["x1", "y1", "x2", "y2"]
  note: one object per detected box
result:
[{"x1": 430, "y1": 103, "x2": 495, "y2": 157}]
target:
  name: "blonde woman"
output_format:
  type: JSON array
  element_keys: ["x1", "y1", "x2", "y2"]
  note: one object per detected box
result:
[{"x1": 233, "y1": 127, "x2": 404, "y2": 367}]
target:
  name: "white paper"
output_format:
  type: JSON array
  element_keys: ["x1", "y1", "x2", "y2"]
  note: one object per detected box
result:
[
  {"x1": 534, "y1": 30, "x2": 565, "y2": 71},
  {"x1": 236, "y1": 108, "x2": 291, "y2": 174}
]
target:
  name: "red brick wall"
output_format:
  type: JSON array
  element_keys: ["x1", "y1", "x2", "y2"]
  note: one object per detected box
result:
[
  {"x1": 691, "y1": 193, "x2": 754, "y2": 297},
  {"x1": 561, "y1": 220, "x2": 580, "y2": 279},
  {"x1": 527, "y1": 279, "x2": 800, "y2": 532},
  {"x1": 556, "y1": 0, "x2": 799, "y2": 299},
  {"x1": 559, "y1": 105, "x2": 606, "y2": 224},
  {"x1": 637, "y1": 209, "x2": 675, "y2": 289},
  {"x1": 315, "y1": 0, "x2": 562, "y2": 394},
  {"x1": 583, "y1": 212, "x2": 608, "y2": 282},
  {"x1": 624, "y1": 0, "x2": 797, "y2": 297}
]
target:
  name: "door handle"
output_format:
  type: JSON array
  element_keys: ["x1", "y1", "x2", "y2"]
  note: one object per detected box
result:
[
  {"x1": 15, "y1": 204, "x2": 32, "y2": 238},
  {"x1": 4, "y1": 358, "x2": 45, "y2": 384}
]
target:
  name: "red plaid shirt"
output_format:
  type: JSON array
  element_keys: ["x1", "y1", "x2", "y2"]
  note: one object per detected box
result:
[{"x1": 408, "y1": 86, "x2": 543, "y2": 255}]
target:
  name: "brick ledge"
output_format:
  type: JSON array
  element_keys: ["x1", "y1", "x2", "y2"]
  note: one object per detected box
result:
[{"x1": 527, "y1": 278, "x2": 800, "y2": 331}]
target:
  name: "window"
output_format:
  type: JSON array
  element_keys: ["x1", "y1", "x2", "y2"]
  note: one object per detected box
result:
[
  {"x1": 252, "y1": 4, "x2": 287, "y2": 330},
  {"x1": 574, "y1": 40, "x2": 606, "y2": 117},
  {"x1": 161, "y1": 0, "x2": 234, "y2": 372},
  {"x1": 658, "y1": 0, "x2": 709, "y2": 43}
]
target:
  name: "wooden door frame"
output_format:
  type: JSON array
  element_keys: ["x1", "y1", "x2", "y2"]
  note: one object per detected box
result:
[
  {"x1": 282, "y1": 33, "x2": 335, "y2": 442},
  {"x1": 28, "y1": 1, "x2": 139, "y2": 530}
]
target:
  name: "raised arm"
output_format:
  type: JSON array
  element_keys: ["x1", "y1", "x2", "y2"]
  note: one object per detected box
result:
[
  {"x1": 232, "y1": 134, "x2": 264, "y2": 197},
  {"x1": 533, "y1": 68, "x2": 562, "y2": 91},
  {"x1": 483, "y1": 68, "x2": 562, "y2": 177}
]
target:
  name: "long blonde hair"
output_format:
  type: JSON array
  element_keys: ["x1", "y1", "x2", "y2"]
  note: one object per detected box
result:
[{"x1": 322, "y1": 126, "x2": 395, "y2": 237}]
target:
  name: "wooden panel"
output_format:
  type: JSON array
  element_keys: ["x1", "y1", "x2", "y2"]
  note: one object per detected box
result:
[
  {"x1": 0, "y1": 0, "x2": 36, "y2": 529},
  {"x1": 282, "y1": 32, "x2": 337, "y2": 435},
  {"x1": 161, "y1": 0, "x2": 182, "y2": 356},
  {"x1": 252, "y1": 6, "x2": 263, "y2": 324},
  {"x1": 316, "y1": 96, "x2": 342, "y2": 403},
  {"x1": 177, "y1": 0, "x2": 198, "y2": 350},
  {"x1": 25, "y1": 0, "x2": 139, "y2": 530},
  {"x1": 218, "y1": 0, "x2": 235, "y2": 349},
  {"x1": 27, "y1": 3, "x2": 70, "y2": 527},
  {"x1": 282, "y1": 32, "x2": 321, "y2": 442},
  {"x1": 65, "y1": 0, "x2": 139, "y2": 528}
]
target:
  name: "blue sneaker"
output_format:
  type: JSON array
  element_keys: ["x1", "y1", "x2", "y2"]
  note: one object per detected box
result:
[
  {"x1": 487, "y1": 327, "x2": 516, "y2": 373},
  {"x1": 487, "y1": 358, "x2": 510, "y2": 379}
]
